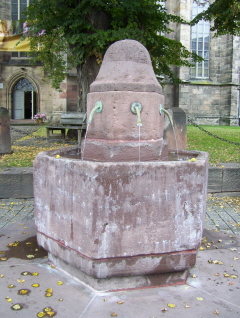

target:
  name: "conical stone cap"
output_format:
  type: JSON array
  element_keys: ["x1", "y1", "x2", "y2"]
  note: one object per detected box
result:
[{"x1": 90, "y1": 39, "x2": 162, "y2": 94}]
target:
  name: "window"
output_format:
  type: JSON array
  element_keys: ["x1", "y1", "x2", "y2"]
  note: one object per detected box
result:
[
  {"x1": 11, "y1": 0, "x2": 31, "y2": 21},
  {"x1": 11, "y1": 0, "x2": 32, "y2": 57},
  {"x1": 191, "y1": 0, "x2": 210, "y2": 78}
]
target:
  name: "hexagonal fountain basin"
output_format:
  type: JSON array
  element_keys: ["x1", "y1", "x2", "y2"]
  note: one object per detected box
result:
[{"x1": 33, "y1": 40, "x2": 209, "y2": 290}]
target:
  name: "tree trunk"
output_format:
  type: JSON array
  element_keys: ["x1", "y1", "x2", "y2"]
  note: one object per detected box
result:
[{"x1": 76, "y1": 57, "x2": 100, "y2": 112}]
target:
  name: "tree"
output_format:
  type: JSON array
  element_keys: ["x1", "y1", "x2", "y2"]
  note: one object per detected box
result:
[
  {"x1": 21, "y1": 0, "x2": 202, "y2": 112},
  {"x1": 191, "y1": 0, "x2": 240, "y2": 36}
]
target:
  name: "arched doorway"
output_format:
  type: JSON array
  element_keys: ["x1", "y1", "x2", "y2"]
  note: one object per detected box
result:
[{"x1": 12, "y1": 78, "x2": 37, "y2": 119}]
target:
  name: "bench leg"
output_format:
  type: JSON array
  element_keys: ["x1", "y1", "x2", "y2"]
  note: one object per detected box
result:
[
  {"x1": 61, "y1": 129, "x2": 66, "y2": 141},
  {"x1": 77, "y1": 129, "x2": 82, "y2": 144}
]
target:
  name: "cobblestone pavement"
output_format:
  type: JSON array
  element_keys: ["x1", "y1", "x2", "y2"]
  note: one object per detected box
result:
[
  {"x1": 0, "y1": 196, "x2": 239, "y2": 233},
  {"x1": 205, "y1": 196, "x2": 240, "y2": 235}
]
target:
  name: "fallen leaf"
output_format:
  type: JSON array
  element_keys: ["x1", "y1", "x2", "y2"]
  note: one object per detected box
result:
[
  {"x1": 233, "y1": 257, "x2": 239, "y2": 260},
  {"x1": 45, "y1": 293, "x2": 53, "y2": 297},
  {"x1": 26, "y1": 255, "x2": 35, "y2": 258},
  {"x1": 11, "y1": 304, "x2": 22, "y2": 310},
  {"x1": 0, "y1": 274, "x2": 4, "y2": 278},
  {"x1": 57, "y1": 281, "x2": 63, "y2": 285},
  {"x1": 8, "y1": 285, "x2": 16, "y2": 288},
  {"x1": 18, "y1": 289, "x2": 30, "y2": 295},
  {"x1": 110, "y1": 313, "x2": 117, "y2": 317},
  {"x1": 192, "y1": 274, "x2": 197, "y2": 278},
  {"x1": 196, "y1": 297, "x2": 204, "y2": 301},
  {"x1": 44, "y1": 307, "x2": 53, "y2": 312},
  {"x1": 6, "y1": 298, "x2": 12, "y2": 302},
  {"x1": 224, "y1": 273, "x2": 230, "y2": 277},
  {"x1": 0, "y1": 257, "x2": 7, "y2": 261},
  {"x1": 32, "y1": 272, "x2": 39, "y2": 276},
  {"x1": 185, "y1": 305, "x2": 190, "y2": 308},
  {"x1": 231, "y1": 275, "x2": 238, "y2": 279},
  {"x1": 117, "y1": 301, "x2": 124, "y2": 305},
  {"x1": 21, "y1": 271, "x2": 31, "y2": 276},
  {"x1": 37, "y1": 312, "x2": 46, "y2": 317},
  {"x1": 161, "y1": 308, "x2": 168, "y2": 312},
  {"x1": 215, "y1": 273, "x2": 220, "y2": 276},
  {"x1": 229, "y1": 282, "x2": 234, "y2": 285},
  {"x1": 199, "y1": 246, "x2": 205, "y2": 251},
  {"x1": 32, "y1": 283, "x2": 40, "y2": 287},
  {"x1": 167, "y1": 303, "x2": 176, "y2": 308},
  {"x1": 46, "y1": 288, "x2": 53, "y2": 293},
  {"x1": 17, "y1": 279, "x2": 25, "y2": 283},
  {"x1": 55, "y1": 155, "x2": 61, "y2": 159},
  {"x1": 214, "y1": 310, "x2": 219, "y2": 315}
]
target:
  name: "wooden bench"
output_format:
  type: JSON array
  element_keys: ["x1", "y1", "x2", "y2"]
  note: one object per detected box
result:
[{"x1": 46, "y1": 112, "x2": 87, "y2": 144}]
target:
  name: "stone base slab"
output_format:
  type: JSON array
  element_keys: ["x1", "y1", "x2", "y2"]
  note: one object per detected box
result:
[
  {"x1": 38, "y1": 230, "x2": 197, "y2": 279},
  {"x1": 82, "y1": 138, "x2": 168, "y2": 161},
  {"x1": 49, "y1": 253, "x2": 189, "y2": 292}
]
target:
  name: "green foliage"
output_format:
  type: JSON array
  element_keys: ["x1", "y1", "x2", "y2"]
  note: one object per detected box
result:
[
  {"x1": 21, "y1": 0, "x2": 202, "y2": 89},
  {"x1": 191, "y1": 0, "x2": 240, "y2": 36}
]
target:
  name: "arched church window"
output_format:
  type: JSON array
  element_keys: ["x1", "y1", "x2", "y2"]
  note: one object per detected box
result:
[
  {"x1": 14, "y1": 78, "x2": 35, "y2": 91},
  {"x1": 191, "y1": 0, "x2": 210, "y2": 78}
]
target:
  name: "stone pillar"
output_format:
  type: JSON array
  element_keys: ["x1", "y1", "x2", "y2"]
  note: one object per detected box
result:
[
  {"x1": 0, "y1": 107, "x2": 11, "y2": 154},
  {"x1": 163, "y1": 107, "x2": 187, "y2": 149}
]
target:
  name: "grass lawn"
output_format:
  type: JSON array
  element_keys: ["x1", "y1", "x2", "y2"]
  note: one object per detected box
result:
[
  {"x1": 0, "y1": 127, "x2": 70, "y2": 169},
  {"x1": 0, "y1": 125, "x2": 239, "y2": 168},
  {"x1": 187, "y1": 125, "x2": 240, "y2": 164}
]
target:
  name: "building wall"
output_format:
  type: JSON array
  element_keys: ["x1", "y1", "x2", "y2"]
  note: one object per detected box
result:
[{"x1": 163, "y1": 0, "x2": 239, "y2": 126}]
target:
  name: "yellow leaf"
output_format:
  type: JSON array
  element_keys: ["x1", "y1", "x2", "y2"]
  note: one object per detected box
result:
[
  {"x1": 110, "y1": 313, "x2": 117, "y2": 317},
  {"x1": 185, "y1": 305, "x2": 190, "y2": 308},
  {"x1": 37, "y1": 312, "x2": 46, "y2": 317},
  {"x1": 17, "y1": 279, "x2": 25, "y2": 283},
  {"x1": 47, "y1": 312, "x2": 55, "y2": 317},
  {"x1": 32, "y1": 283, "x2": 40, "y2": 287},
  {"x1": 189, "y1": 158, "x2": 196, "y2": 162},
  {"x1": 45, "y1": 293, "x2": 53, "y2": 297},
  {"x1": 19, "y1": 289, "x2": 29, "y2": 295},
  {"x1": 8, "y1": 284, "x2": 15, "y2": 288},
  {"x1": 57, "y1": 281, "x2": 63, "y2": 285},
  {"x1": 46, "y1": 288, "x2": 53, "y2": 293},
  {"x1": 44, "y1": 307, "x2": 53, "y2": 312},
  {"x1": 224, "y1": 273, "x2": 230, "y2": 277},
  {"x1": 0, "y1": 274, "x2": 4, "y2": 278},
  {"x1": 0, "y1": 257, "x2": 7, "y2": 261},
  {"x1": 11, "y1": 304, "x2": 22, "y2": 310},
  {"x1": 231, "y1": 275, "x2": 237, "y2": 279},
  {"x1": 32, "y1": 272, "x2": 39, "y2": 276},
  {"x1": 7, "y1": 298, "x2": 12, "y2": 302},
  {"x1": 55, "y1": 155, "x2": 61, "y2": 159},
  {"x1": 26, "y1": 255, "x2": 35, "y2": 258},
  {"x1": 199, "y1": 246, "x2": 205, "y2": 251},
  {"x1": 196, "y1": 297, "x2": 204, "y2": 301},
  {"x1": 117, "y1": 301, "x2": 124, "y2": 304},
  {"x1": 167, "y1": 303, "x2": 176, "y2": 308}
]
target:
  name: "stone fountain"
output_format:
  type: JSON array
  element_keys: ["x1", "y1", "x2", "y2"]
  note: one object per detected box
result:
[{"x1": 34, "y1": 40, "x2": 208, "y2": 291}]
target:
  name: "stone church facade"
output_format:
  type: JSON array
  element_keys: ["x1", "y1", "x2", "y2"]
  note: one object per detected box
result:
[{"x1": 0, "y1": 0, "x2": 239, "y2": 125}]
